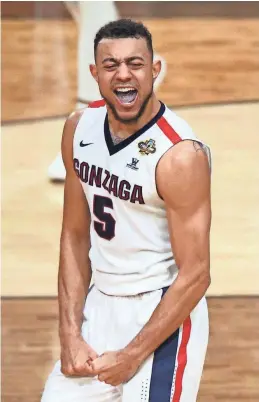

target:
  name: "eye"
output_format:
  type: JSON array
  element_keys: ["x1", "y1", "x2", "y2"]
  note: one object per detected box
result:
[
  {"x1": 130, "y1": 63, "x2": 143, "y2": 69},
  {"x1": 104, "y1": 64, "x2": 117, "y2": 71}
]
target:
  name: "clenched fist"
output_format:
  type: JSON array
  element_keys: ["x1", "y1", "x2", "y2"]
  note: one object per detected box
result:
[
  {"x1": 90, "y1": 349, "x2": 142, "y2": 386},
  {"x1": 60, "y1": 336, "x2": 99, "y2": 377}
]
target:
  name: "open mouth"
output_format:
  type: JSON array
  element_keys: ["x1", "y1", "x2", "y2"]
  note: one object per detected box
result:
[{"x1": 114, "y1": 87, "x2": 138, "y2": 105}]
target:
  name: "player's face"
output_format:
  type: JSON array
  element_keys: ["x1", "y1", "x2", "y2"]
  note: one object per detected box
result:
[{"x1": 91, "y1": 38, "x2": 161, "y2": 123}]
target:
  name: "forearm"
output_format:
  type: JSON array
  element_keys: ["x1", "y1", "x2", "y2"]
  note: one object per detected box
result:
[
  {"x1": 125, "y1": 266, "x2": 210, "y2": 362},
  {"x1": 58, "y1": 231, "x2": 92, "y2": 345}
]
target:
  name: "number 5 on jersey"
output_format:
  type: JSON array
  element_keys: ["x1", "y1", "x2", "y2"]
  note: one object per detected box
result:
[{"x1": 93, "y1": 195, "x2": 116, "y2": 240}]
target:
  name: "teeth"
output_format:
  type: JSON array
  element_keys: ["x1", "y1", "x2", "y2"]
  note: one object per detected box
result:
[{"x1": 116, "y1": 87, "x2": 135, "y2": 93}]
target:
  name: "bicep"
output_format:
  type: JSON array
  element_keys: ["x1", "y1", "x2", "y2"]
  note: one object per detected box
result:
[
  {"x1": 157, "y1": 141, "x2": 211, "y2": 272},
  {"x1": 166, "y1": 190, "x2": 211, "y2": 272},
  {"x1": 62, "y1": 172, "x2": 91, "y2": 238}
]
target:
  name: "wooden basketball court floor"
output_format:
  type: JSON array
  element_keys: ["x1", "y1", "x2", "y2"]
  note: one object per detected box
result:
[{"x1": 2, "y1": 102, "x2": 259, "y2": 401}]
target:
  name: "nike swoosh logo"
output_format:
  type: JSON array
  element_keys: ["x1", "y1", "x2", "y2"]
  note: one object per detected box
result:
[{"x1": 80, "y1": 141, "x2": 93, "y2": 147}]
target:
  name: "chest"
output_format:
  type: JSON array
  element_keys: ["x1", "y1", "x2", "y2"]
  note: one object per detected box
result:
[{"x1": 73, "y1": 134, "x2": 158, "y2": 206}]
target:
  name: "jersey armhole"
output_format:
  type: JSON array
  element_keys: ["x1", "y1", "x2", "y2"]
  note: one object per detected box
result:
[
  {"x1": 154, "y1": 144, "x2": 174, "y2": 201},
  {"x1": 73, "y1": 108, "x2": 88, "y2": 153}
]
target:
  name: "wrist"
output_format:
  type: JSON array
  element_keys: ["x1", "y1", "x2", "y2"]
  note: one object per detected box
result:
[
  {"x1": 124, "y1": 343, "x2": 147, "y2": 365},
  {"x1": 59, "y1": 328, "x2": 82, "y2": 345}
]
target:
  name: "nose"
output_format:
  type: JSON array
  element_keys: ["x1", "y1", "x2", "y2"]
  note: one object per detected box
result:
[{"x1": 116, "y1": 62, "x2": 132, "y2": 81}]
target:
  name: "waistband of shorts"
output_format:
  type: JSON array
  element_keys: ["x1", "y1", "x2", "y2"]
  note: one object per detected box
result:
[
  {"x1": 94, "y1": 286, "x2": 170, "y2": 299},
  {"x1": 98, "y1": 288, "x2": 153, "y2": 299}
]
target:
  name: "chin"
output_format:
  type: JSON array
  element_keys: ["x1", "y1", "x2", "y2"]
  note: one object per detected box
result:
[
  {"x1": 106, "y1": 99, "x2": 141, "y2": 123},
  {"x1": 114, "y1": 108, "x2": 141, "y2": 124}
]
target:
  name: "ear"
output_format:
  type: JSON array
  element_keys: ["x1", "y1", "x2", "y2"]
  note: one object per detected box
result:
[
  {"x1": 90, "y1": 64, "x2": 98, "y2": 83},
  {"x1": 152, "y1": 59, "x2": 162, "y2": 82}
]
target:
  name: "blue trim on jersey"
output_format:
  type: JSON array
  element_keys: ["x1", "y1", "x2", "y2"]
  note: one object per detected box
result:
[{"x1": 149, "y1": 287, "x2": 179, "y2": 402}]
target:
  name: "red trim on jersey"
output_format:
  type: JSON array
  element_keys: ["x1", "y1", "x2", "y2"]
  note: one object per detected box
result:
[
  {"x1": 88, "y1": 99, "x2": 106, "y2": 108},
  {"x1": 157, "y1": 116, "x2": 182, "y2": 144},
  {"x1": 172, "y1": 316, "x2": 192, "y2": 402}
]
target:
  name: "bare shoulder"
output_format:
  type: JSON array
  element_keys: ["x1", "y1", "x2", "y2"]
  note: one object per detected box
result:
[
  {"x1": 62, "y1": 109, "x2": 84, "y2": 147},
  {"x1": 158, "y1": 140, "x2": 209, "y2": 177},
  {"x1": 61, "y1": 109, "x2": 85, "y2": 172},
  {"x1": 156, "y1": 140, "x2": 211, "y2": 206}
]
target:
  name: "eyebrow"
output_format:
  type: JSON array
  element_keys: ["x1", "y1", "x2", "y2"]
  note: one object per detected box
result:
[{"x1": 102, "y1": 56, "x2": 145, "y2": 64}]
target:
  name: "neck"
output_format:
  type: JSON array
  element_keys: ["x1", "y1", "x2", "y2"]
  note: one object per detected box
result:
[{"x1": 107, "y1": 95, "x2": 161, "y2": 139}]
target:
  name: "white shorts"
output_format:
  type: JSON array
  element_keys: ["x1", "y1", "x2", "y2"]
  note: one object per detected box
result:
[{"x1": 41, "y1": 286, "x2": 209, "y2": 402}]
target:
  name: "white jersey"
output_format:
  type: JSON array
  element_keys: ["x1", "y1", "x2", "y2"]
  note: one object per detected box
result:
[{"x1": 73, "y1": 100, "x2": 210, "y2": 296}]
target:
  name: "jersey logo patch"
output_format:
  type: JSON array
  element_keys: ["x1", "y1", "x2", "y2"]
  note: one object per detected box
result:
[
  {"x1": 126, "y1": 158, "x2": 139, "y2": 171},
  {"x1": 80, "y1": 141, "x2": 94, "y2": 147},
  {"x1": 138, "y1": 139, "x2": 156, "y2": 155}
]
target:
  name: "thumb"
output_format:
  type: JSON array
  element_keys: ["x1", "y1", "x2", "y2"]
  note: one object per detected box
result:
[{"x1": 87, "y1": 347, "x2": 99, "y2": 360}]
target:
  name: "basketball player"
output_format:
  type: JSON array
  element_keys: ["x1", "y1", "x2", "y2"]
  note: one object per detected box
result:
[
  {"x1": 48, "y1": 1, "x2": 167, "y2": 181},
  {"x1": 41, "y1": 19, "x2": 211, "y2": 402}
]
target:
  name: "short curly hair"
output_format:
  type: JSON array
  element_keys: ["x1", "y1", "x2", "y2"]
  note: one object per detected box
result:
[{"x1": 94, "y1": 19, "x2": 153, "y2": 59}]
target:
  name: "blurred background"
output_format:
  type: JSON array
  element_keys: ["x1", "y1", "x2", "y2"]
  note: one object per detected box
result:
[{"x1": 2, "y1": 1, "x2": 259, "y2": 401}]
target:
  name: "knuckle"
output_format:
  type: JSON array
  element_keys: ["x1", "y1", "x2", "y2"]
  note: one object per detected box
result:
[
  {"x1": 74, "y1": 364, "x2": 83, "y2": 373},
  {"x1": 61, "y1": 365, "x2": 74, "y2": 376}
]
